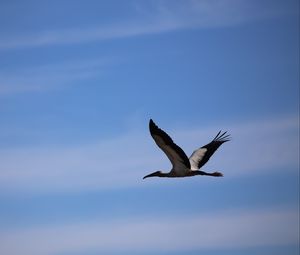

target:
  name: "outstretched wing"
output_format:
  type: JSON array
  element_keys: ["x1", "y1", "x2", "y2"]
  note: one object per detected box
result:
[
  {"x1": 189, "y1": 131, "x2": 230, "y2": 170},
  {"x1": 149, "y1": 119, "x2": 191, "y2": 171}
]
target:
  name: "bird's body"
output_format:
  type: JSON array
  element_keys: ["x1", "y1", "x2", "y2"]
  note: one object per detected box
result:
[{"x1": 143, "y1": 119, "x2": 230, "y2": 179}]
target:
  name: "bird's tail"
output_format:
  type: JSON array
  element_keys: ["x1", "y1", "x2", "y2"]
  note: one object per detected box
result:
[{"x1": 211, "y1": 171, "x2": 223, "y2": 177}]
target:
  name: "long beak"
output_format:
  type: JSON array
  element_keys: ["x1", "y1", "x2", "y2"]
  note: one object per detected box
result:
[{"x1": 143, "y1": 172, "x2": 158, "y2": 179}]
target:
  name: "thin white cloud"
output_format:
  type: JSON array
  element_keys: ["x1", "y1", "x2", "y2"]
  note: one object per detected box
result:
[
  {"x1": 0, "y1": 58, "x2": 113, "y2": 94},
  {"x1": 0, "y1": 207, "x2": 298, "y2": 255},
  {"x1": 0, "y1": 115, "x2": 298, "y2": 193},
  {"x1": 0, "y1": 0, "x2": 294, "y2": 50}
]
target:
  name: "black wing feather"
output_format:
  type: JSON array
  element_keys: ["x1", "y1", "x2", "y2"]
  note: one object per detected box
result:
[
  {"x1": 149, "y1": 119, "x2": 191, "y2": 169},
  {"x1": 197, "y1": 131, "x2": 230, "y2": 169}
]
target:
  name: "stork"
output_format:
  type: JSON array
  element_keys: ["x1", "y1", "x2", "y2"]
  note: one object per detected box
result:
[{"x1": 143, "y1": 119, "x2": 230, "y2": 179}]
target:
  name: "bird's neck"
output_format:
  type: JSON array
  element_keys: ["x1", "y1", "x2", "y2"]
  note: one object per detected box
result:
[{"x1": 158, "y1": 171, "x2": 172, "y2": 177}]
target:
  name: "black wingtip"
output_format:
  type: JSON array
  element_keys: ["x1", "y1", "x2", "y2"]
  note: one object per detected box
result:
[
  {"x1": 149, "y1": 119, "x2": 155, "y2": 128},
  {"x1": 213, "y1": 130, "x2": 231, "y2": 142},
  {"x1": 213, "y1": 130, "x2": 222, "y2": 140},
  {"x1": 149, "y1": 119, "x2": 158, "y2": 134}
]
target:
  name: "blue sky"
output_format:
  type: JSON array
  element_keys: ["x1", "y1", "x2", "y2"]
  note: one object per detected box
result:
[{"x1": 0, "y1": 0, "x2": 299, "y2": 254}]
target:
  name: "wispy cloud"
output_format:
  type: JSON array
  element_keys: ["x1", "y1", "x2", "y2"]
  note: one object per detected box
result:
[
  {"x1": 0, "y1": 207, "x2": 298, "y2": 255},
  {"x1": 0, "y1": 115, "x2": 298, "y2": 193},
  {"x1": 0, "y1": 0, "x2": 295, "y2": 50},
  {"x1": 0, "y1": 58, "x2": 113, "y2": 94}
]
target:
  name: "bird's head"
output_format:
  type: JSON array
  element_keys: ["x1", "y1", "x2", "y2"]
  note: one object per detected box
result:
[{"x1": 143, "y1": 171, "x2": 162, "y2": 179}]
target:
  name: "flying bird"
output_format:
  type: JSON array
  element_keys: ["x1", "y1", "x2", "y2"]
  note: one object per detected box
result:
[{"x1": 143, "y1": 119, "x2": 230, "y2": 179}]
